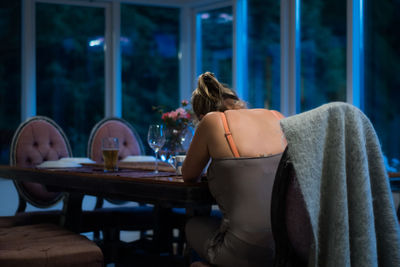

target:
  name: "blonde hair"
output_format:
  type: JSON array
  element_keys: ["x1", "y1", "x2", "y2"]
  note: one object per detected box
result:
[{"x1": 191, "y1": 72, "x2": 246, "y2": 119}]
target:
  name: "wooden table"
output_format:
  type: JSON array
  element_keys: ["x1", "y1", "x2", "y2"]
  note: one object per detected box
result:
[
  {"x1": 0, "y1": 165, "x2": 215, "y2": 264},
  {"x1": 0, "y1": 165, "x2": 214, "y2": 239},
  {"x1": 0, "y1": 165, "x2": 212, "y2": 204}
]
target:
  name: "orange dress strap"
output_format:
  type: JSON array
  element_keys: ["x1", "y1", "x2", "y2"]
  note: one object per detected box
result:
[
  {"x1": 220, "y1": 112, "x2": 240, "y2": 158},
  {"x1": 270, "y1": 110, "x2": 283, "y2": 120}
]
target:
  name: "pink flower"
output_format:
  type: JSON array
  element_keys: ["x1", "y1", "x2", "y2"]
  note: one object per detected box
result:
[
  {"x1": 161, "y1": 112, "x2": 169, "y2": 120},
  {"x1": 169, "y1": 110, "x2": 178, "y2": 119},
  {"x1": 158, "y1": 100, "x2": 193, "y2": 130},
  {"x1": 175, "y1": 108, "x2": 187, "y2": 118}
]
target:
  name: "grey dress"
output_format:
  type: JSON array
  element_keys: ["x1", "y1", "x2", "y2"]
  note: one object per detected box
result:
[{"x1": 185, "y1": 153, "x2": 282, "y2": 267}]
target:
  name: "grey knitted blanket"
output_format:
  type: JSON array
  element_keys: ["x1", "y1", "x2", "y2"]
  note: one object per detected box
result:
[{"x1": 280, "y1": 102, "x2": 400, "y2": 267}]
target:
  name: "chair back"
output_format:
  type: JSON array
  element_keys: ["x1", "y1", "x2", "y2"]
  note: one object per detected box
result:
[
  {"x1": 9, "y1": 116, "x2": 72, "y2": 207},
  {"x1": 271, "y1": 148, "x2": 313, "y2": 267},
  {"x1": 87, "y1": 117, "x2": 144, "y2": 162}
]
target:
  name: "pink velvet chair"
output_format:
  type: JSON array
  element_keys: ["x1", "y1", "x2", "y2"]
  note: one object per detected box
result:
[
  {"x1": 87, "y1": 117, "x2": 155, "y2": 245},
  {"x1": 9, "y1": 116, "x2": 71, "y2": 219},
  {"x1": 7, "y1": 116, "x2": 109, "y2": 229},
  {"x1": 87, "y1": 117, "x2": 146, "y2": 208},
  {"x1": 1, "y1": 116, "x2": 104, "y2": 266}
]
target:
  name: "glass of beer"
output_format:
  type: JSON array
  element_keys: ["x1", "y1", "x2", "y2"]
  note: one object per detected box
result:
[{"x1": 102, "y1": 137, "x2": 119, "y2": 172}]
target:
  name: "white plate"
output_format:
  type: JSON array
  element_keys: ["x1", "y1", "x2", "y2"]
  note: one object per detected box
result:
[
  {"x1": 59, "y1": 157, "x2": 96, "y2": 164},
  {"x1": 121, "y1": 155, "x2": 156, "y2": 162},
  {"x1": 37, "y1": 160, "x2": 82, "y2": 169}
]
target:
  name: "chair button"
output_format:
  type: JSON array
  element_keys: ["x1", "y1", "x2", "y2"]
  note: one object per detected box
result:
[{"x1": 33, "y1": 142, "x2": 38, "y2": 147}]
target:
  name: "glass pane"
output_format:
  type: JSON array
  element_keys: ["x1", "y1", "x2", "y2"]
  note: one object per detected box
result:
[
  {"x1": 197, "y1": 7, "x2": 233, "y2": 86},
  {"x1": 0, "y1": 1, "x2": 21, "y2": 164},
  {"x1": 248, "y1": 0, "x2": 280, "y2": 109},
  {"x1": 121, "y1": 4, "x2": 180, "y2": 150},
  {"x1": 36, "y1": 3, "x2": 105, "y2": 157},
  {"x1": 300, "y1": 0, "x2": 346, "y2": 111},
  {"x1": 364, "y1": 0, "x2": 400, "y2": 171}
]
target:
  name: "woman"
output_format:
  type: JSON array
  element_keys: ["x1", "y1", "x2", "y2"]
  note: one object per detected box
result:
[{"x1": 182, "y1": 72, "x2": 286, "y2": 267}]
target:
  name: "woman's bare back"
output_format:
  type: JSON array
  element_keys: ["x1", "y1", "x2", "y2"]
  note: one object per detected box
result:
[
  {"x1": 207, "y1": 109, "x2": 285, "y2": 159},
  {"x1": 182, "y1": 108, "x2": 285, "y2": 181}
]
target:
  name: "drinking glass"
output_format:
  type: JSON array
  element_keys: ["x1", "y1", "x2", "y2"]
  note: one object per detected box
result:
[
  {"x1": 102, "y1": 137, "x2": 119, "y2": 172},
  {"x1": 147, "y1": 125, "x2": 166, "y2": 173}
]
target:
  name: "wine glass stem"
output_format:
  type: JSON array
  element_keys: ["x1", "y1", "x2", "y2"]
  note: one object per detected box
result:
[{"x1": 155, "y1": 151, "x2": 159, "y2": 174}]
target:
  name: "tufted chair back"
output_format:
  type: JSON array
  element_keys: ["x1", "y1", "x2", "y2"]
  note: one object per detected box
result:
[
  {"x1": 271, "y1": 148, "x2": 313, "y2": 267},
  {"x1": 87, "y1": 117, "x2": 144, "y2": 163},
  {"x1": 9, "y1": 116, "x2": 72, "y2": 208}
]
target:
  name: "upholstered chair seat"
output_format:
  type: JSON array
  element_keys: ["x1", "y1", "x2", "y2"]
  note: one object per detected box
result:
[{"x1": 0, "y1": 224, "x2": 103, "y2": 267}]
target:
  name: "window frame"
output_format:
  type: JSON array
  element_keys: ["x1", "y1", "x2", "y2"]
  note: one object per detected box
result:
[
  {"x1": 21, "y1": 0, "x2": 364, "y2": 120},
  {"x1": 22, "y1": 0, "x2": 116, "y2": 121}
]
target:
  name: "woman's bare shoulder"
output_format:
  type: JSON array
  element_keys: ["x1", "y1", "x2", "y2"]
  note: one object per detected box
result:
[
  {"x1": 225, "y1": 108, "x2": 270, "y2": 117},
  {"x1": 249, "y1": 108, "x2": 271, "y2": 114},
  {"x1": 245, "y1": 108, "x2": 284, "y2": 118},
  {"x1": 201, "y1": 112, "x2": 222, "y2": 124},
  {"x1": 193, "y1": 112, "x2": 222, "y2": 135}
]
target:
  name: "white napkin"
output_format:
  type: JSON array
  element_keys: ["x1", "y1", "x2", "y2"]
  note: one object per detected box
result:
[
  {"x1": 59, "y1": 157, "x2": 96, "y2": 164},
  {"x1": 121, "y1": 155, "x2": 156, "y2": 162},
  {"x1": 37, "y1": 160, "x2": 82, "y2": 168}
]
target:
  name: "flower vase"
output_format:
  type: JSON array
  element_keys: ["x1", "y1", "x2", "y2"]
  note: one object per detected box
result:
[{"x1": 160, "y1": 126, "x2": 193, "y2": 162}]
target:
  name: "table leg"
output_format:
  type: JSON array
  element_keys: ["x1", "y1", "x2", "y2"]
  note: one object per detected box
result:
[
  {"x1": 60, "y1": 193, "x2": 84, "y2": 233},
  {"x1": 153, "y1": 205, "x2": 173, "y2": 254}
]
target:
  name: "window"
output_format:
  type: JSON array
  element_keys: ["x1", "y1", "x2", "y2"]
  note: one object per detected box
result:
[
  {"x1": 364, "y1": 0, "x2": 400, "y2": 171},
  {"x1": 36, "y1": 3, "x2": 105, "y2": 157},
  {"x1": 0, "y1": 1, "x2": 21, "y2": 164},
  {"x1": 300, "y1": 0, "x2": 346, "y2": 112},
  {"x1": 121, "y1": 4, "x2": 180, "y2": 149},
  {"x1": 196, "y1": 6, "x2": 233, "y2": 86},
  {"x1": 247, "y1": 0, "x2": 280, "y2": 109}
]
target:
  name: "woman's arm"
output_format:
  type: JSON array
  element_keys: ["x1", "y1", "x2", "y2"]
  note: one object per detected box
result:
[{"x1": 182, "y1": 116, "x2": 212, "y2": 182}]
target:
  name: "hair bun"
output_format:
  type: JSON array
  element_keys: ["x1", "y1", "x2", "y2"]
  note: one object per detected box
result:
[
  {"x1": 200, "y1": 72, "x2": 220, "y2": 99},
  {"x1": 202, "y1": 72, "x2": 215, "y2": 82},
  {"x1": 192, "y1": 72, "x2": 245, "y2": 118},
  {"x1": 204, "y1": 72, "x2": 215, "y2": 77}
]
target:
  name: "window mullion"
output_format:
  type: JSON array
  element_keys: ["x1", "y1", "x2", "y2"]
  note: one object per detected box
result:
[
  {"x1": 105, "y1": 1, "x2": 121, "y2": 117},
  {"x1": 280, "y1": 0, "x2": 300, "y2": 116},
  {"x1": 233, "y1": 0, "x2": 247, "y2": 101},
  {"x1": 346, "y1": 0, "x2": 364, "y2": 110},
  {"x1": 21, "y1": 0, "x2": 36, "y2": 121}
]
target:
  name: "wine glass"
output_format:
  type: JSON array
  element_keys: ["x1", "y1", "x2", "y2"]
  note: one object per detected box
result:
[{"x1": 147, "y1": 124, "x2": 166, "y2": 173}]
